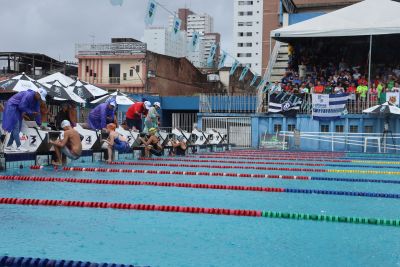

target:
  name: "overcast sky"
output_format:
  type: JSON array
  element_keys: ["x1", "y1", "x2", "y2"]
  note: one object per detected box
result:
[{"x1": 0, "y1": 0, "x2": 233, "y2": 62}]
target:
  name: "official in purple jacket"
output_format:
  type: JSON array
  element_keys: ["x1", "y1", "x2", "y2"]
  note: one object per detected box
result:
[
  {"x1": 88, "y1": 101, "x2": 116, "y2": 130},
  {"x1": 3, "y1": 88, "x2": 47, "y2": 151}
]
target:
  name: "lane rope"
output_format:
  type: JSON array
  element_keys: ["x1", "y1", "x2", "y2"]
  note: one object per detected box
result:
[
  {"x1": 30, "y1": 166, "x2": 400, "y2": 185},
  {"x1": 24, "y1": 172, "x2": 400, "y2": 199},
  {"x1": 0, "y1": 197, "x2": 398, "y2": 227}
]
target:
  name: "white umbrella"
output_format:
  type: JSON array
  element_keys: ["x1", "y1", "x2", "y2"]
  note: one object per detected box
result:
[
  {"x1": 42, "y1": 80, "x2": 85, "y2": 103},
  {"x1": 68, "y1": 79, "x2": 108, "y2": 99},
  {"x1": 38, "y1": 72, "x2": 75, "y2": 87},
  {"x1": 0, "y1": 72, "x2": 42, "y2": 92},
  {"x1": 91, "y1": 91, "x2": 134, "y2": 105},
  {"x1": 363, "y1": 102, "x2": 400, "y2": 116}
]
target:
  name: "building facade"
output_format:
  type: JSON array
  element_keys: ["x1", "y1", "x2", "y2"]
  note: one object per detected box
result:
[
  {"x1": 233, "y1": 0, "x2": 264, "y2": 74},
  {"x1": 143, "y1": 27, "x2": 187, "y2": 58}
]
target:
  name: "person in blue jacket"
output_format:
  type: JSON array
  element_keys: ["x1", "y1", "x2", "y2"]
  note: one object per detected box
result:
[
  {"x1": 3, "y1": 88, "x2": 47, "y2": 151},
  {"x1": 88, "y1": 101, "x2": 116, "y2": 130}
]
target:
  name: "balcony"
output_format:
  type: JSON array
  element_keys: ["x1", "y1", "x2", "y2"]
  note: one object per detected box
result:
[{"x1": 108, "y1": 77, "x2": 120, "y2": 84}]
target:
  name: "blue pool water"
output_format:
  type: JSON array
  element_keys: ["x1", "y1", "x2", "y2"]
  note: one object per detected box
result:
[{"x1": 0, "y1": 151, "x2": 400, "y2": 267}]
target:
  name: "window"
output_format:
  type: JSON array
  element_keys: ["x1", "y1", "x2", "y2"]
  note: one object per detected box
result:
[
  {"x1": 89, "y1": 70, "x2": 92, "y2": 77},
  {"x1": 288, "y1": 124, "x2": 296, "y2": 131},
  {"x1": 238, "y1": 21, "x2": 253, "y2": 26},
  {"x1": 246, "y1": 42, "x2": 252, "y2": 47},
  {"x1": 320, "y1": 125, "x2": 329, "y2": 132},
  {"x1": 136, "y1": 65, "x2": 140, "y2": 73},
  {"x1": 123, "y1": 73, "x2": 127, "y2": 80},
  {"x1": 238, "y1": 1, "x2": 253, "y2": 5},
  {"x1": 335, "y1": 125, "x2": 344, "y2": 133},
  {"x1": 246, "y1": 32, "x2": 253, "y2": 36},
  {"x1": 130, "y1": 69, "x2": 134, "y2": 77},
  {"x1": 238, "y1": 43, "x2": 244, "y2": 47},
  {"x1": 365, "y1": 126, "x2": 373, "y2": 133},
  {"x1": 85, "y1": 66, "x2": 89, "y2": 73},
  {"x1": 237, "y1": 53, "x2": 252, "y2": 57},
  {"x1": 238, "y1": 11, "x2": 253, "y2": 16},
  {"x1": 238, "y1": 32, "x2": 244, "y2": 37},
  {"x1": 349, "y1": 125, "x2": 358, "y2": 133},
  {"x1": 274, "y1": 124, "x2": 282, "y2": 133}
]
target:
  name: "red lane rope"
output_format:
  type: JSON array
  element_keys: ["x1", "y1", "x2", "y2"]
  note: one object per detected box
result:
[
  {"x1": 187, "y1": 155, "x2": 352, "y2": 163},
  {"x1": 206, "y1": 151, "x2": 345, "y2": 156},
  {"x1": 0, "y1": 175, "x2": 286, "y2": 193},
  {"x1": 138, "y1": 157, "x2": 327, "y2": 167},
  {"x1": 0, "y1": 197, "x2": 262, "y2": 217},
  {"x1": 107, "y1": 161, "x2": 328, "y2": 173},
  {"x1": 30, "y1": 166, "x2": 312, "y2": 180}
]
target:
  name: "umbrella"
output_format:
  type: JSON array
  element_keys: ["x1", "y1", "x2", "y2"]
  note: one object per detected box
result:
[
  {"x1": 42, "y1": 80, "x2": 85, "y2": 103},
  {"x1": 0, "y1": 72, "x2": 42, "y2": 92},
  {"x1": 363, "y1": 102, "x2": 400, "y2": 116},
  {"x1": 90, "y1": 91, "x2": 134, "y2": 105},
  {"x1": 68, "y1": 79, "x2": 108, "y2": 99},
  {"x1": 38, "y1": 72, "x2": 75, "y2": 87}
]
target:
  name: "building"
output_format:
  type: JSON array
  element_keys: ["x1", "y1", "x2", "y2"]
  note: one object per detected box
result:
[
  {"x1": 262, "y1": 0, "x2": 361, "y2": 73},
  {"x1": 75, "y1": 38, "x2": 222, "y2": 95},
  {"x1": 233, "y1": 0, "x2": 264, "y2": 74},
  {"x1": 143, "y1": 27, "x2": 187, "y2": 58},
  {"x1": 202, "y1": 33, "x2": 221, "y2": 67},
  {"x1": 186, "y1": 13, "x2": 213, "y2": 36}
]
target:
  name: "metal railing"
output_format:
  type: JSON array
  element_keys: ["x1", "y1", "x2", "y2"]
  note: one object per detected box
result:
[
  {"x1": 199, "y1": 94, "x2": 257, "y2": 113},
  {"x1": 108, "y1": 77, "x2": 120, "y2": 84},
  {"x1": 257, "y1": 41, "x2": 281, "y2": 113},
  {"x1": 75, "y1": 42, "x2": 147, "y2": 56}
]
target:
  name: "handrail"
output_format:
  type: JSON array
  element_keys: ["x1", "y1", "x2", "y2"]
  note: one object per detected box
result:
[{"x1": 257, "y1": 41, "x2": 281, "y2": 113}]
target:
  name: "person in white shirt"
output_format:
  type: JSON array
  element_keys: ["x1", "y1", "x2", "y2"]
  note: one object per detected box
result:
[{"x1": 270, "y1": 81, "x2": 282, "y2": 93}]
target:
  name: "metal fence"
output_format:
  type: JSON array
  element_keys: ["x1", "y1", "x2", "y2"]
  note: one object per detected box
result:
[
  {"x1": 172, "y1": 113, "x2": 197, "y2": 132},
  {"x1": 202, "y1": 116, "x2": 252, "y2": 147},
  {"x1": 199, "y1": 94, "x2": 257, "y2": 113}
]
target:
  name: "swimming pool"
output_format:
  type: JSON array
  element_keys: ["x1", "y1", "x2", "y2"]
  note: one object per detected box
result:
[{"x1": 1, "y1": 150, "x2": 400, "y2": 266}]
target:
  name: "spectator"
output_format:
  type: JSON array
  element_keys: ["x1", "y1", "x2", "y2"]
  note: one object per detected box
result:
[
  {"x1": 370, "y1": 83, "x2": 378, "y2": 102},
  {"x1": 356, "y1": 82, "x2": 368, "y2": 101},
  {"x1": 313, "y1": 81, "x2": 325, "y2": 94},
  {"x1": 270, "y1": 81, "x2": 282, "y2": 93},
  {"x1": 88, "y1": 101, "x2": 116, "y2": 130},
  {"x1": 334, "y1": 83, "x2": 345, "y2": 94}
]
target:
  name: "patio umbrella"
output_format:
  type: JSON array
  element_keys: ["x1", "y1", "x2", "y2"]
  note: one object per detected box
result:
[
  {"x1": 42, "y1": 80, "x2": 85, "y2": 103},
  {"x1": 67, "y1": 79, "x2": 108, "y2": 99},
  {"x1": 38, "y1": 72, "x2": 75, "y2": 87},
  {"x1": 362, "y1": 102, "x2": 400, "y2": 116},
  {"x1": 90, "y1": 91, "x2": 134, "y2": 105},
  {"x1": 0, "y1": 72, "x2": 42, "y2": 92}
]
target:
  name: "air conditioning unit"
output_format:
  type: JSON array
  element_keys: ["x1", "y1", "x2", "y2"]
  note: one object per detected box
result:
[{"x1": 207, "y1": 74, "x2": 220, "y2": 82}]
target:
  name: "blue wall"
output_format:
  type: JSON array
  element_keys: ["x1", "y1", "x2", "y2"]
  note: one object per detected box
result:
[{"x1": 289, "y1": 12, "x2": 325, "y2": 25}]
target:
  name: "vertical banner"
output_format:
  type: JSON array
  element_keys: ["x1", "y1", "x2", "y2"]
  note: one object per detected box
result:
[
  {"x1": 230, "y1": 60, "x2": 240, "y2": 76},
  {"x1": 386, "y1": 92, "x2": 400, "y2": 106},
  {"x1": 190, "y1": 32, "x2": 200, "y2": 52},
  {"x1": 172, "y1": 16, "x2": 182, "y2": 35},
  {"x1": 250, "y1": 74, "x2": 259, "y2": 86},
  {"x1": 239, "y1": 64, "x2": 250, "y2": 81},
  {"x1": 218, "y1": 51, "x2": 227, "y2": 69},
  {"x1": 207, "y1": 43, "x2": 218, "y2": 66},
  {"x1": 144, "y1": 0, "x2": 157, "y2": 25}
]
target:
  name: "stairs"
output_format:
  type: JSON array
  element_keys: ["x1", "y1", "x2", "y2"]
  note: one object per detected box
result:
[{"x1": 270, "y1": 43, "x2": 289, "y2": 83}]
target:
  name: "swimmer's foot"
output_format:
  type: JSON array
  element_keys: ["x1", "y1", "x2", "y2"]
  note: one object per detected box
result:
[{"x1": 51, "y1": 160, "x2": 62, "y2": 166}]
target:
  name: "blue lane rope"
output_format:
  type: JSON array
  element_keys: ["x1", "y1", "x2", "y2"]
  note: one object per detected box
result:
[{"x1": 311, "y1": 177, "x2": 400, "y2": 184}]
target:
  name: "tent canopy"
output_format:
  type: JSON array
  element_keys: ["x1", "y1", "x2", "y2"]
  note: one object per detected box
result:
[{"x1": 271, "y1": 0, "x2": 400, "y2": 40}]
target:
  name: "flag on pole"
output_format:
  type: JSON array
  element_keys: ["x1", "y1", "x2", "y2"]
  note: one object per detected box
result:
[
  {"x1": 218, "y1": 51, "x2": 227, "y2": 69},
  {"x1": 230, "y1": 60, "x2": 239, "y2": 76},
  {"x1": 207, "y1": 43, "x2": 218, "y2": 66},
  {"x1": 172, "y1": 16, "x2": 182, "y2": 35},
  {"x1": 250, "y1": 74, "x2": 259, "y2": 86},
  {"x1": 239, "y1": 64, "x2": 250, "y2": 81},
  {"x1": 190, "y1": 32, "x2": 200, "y2": 51},
  {"x1": 144, "y1": 0, "x2": 157, "y2": 25}
]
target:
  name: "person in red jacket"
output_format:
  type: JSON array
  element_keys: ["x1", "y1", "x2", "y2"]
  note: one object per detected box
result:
[{"x1": 125, "y1": 101, "x2": 151, "y2": 131}]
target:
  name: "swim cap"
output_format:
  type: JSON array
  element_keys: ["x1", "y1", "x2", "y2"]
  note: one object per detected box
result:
[
  {"x1": 149, "y1": 128, "x2": 157, "y2": 134},
  {"x1": 61, "y1": 120, "x2": 71, "y2": 128}
]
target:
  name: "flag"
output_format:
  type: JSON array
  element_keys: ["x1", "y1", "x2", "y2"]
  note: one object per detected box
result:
[
  {"x1": 218, "y1": 51, "x2": 227, "y2": 69},
  {"x1": 312, "y1": 93, "x2": 349, "y2": 121},
  {"x1": 207, "y1": 43, "x2": 217, "y2": 66},
  {"x1": 239, "y1": 64, "x2": 250, "y2": 81},
  {"x1": 250, "y1": 74, "x2": 259, "y2": 86},
  {"x1": 230, "y1": 60, "x2": 239, "y2": 76},
  {"x1": 172, "y1": 16, "x2": 182, "y2": 35},
  {"x1": 144, "y1": 0, "x2": 157, "y2": 25},
  {"x1": 268, "y1": 92, "x2": 303, "y2": 117},
  {"x1": 257, "y1": 79, "x2": 265, "y2": 90},
  {"x1": 190, "y1": 32, "x2": 200, "y2": 51}
]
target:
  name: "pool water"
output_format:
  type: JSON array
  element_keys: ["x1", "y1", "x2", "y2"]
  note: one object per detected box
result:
[{"x1": 0, "y1": 150, "x2": 400, "y2": 267}]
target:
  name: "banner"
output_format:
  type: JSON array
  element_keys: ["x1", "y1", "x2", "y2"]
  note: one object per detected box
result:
[
  {"x1": 239, "y1": 64, "x2": 250, "y2": 81},
  {"x1": 172, "y1": 16, "x2": 182, "y2": 35},
  {"x1": 386, "y1": 92, "x2": 400, "y2": 106},
  {"x1": 250, "y1": 74, "x2": 259, "y2": 86},
  {"x1": 144, "y1": 0, "x2": 157, "y2": 25},
  {"x1": 268, "y1": 92, "x2": 303, "y2": 117},
  {"x1": 190, "y1": 32, "x2": 200, "y2": 52},
  {"x1": 207, "y1": 43, "x2": 217, "y2": 66},
  {"x1": 229, "y1": 60, "x2": 239, "y2": 76},
  {"x1": 218, "y1": 51, "x2": 227, "y2": 69},
  {"x1": 312, "y1": 93, "x2": 349, "y2": 121}
]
